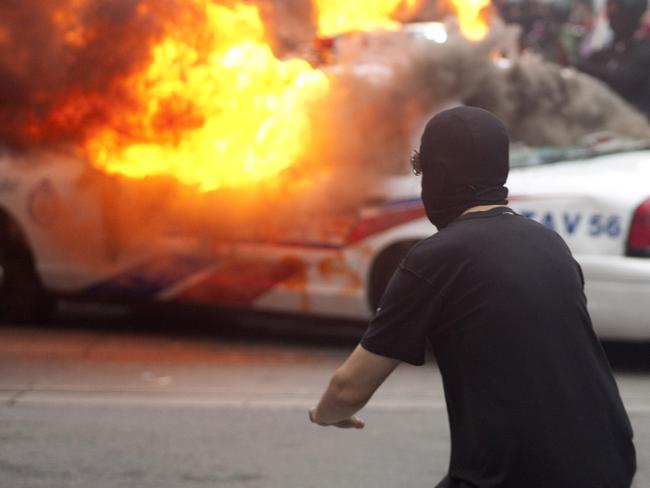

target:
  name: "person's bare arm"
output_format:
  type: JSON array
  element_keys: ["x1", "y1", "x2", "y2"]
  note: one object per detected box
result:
[{"x1": 309, "y1": 345, "x2": 400, "y2": 429}]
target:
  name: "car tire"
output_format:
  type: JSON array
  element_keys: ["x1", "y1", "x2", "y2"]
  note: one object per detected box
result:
[
  {"x1": 0, "y1": 216, "x2": 55, "y2": 323},
  {"x1": 368, "y1": 240, "x2": 418, "y2": 311}
]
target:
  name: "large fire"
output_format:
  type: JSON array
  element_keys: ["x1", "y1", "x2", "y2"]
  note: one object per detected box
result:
[
  {"x1": 314, "y1": 0, "x2": 421, "y2": 37},
  {"x1": 6, "y1": 0, "x2": 492, "y2": 194},
  {"x1": 451, "y1": 0, "x2": 492, "y2": 41},
  {"x1": 84, "y1": 2, "x2": 329, "y2": 192},
  {"x1": 84, "y1": 0, "x2": 490, "y2": 191}
]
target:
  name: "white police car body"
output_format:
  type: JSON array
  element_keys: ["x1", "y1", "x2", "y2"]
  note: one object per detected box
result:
[{"x1": 0, "y1": 144, "x2": 649, "y2": 340}]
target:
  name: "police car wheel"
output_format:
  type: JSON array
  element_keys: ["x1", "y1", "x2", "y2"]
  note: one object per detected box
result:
[{"x1": 0, "y1": 220, "x2": 54, "y2": 323}]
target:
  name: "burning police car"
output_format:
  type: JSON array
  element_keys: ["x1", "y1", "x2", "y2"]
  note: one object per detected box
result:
[
  {"x1": 1, "y1": 138, "x2": 649, "y2": 341},
  {"x1": 1, "y1": 1, "x2": 649, "y2": 341}
]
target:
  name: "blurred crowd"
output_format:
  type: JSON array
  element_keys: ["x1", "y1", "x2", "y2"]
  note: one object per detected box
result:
[{"x1": 494, "y1": 0, "x2": 650, "y2": 118}]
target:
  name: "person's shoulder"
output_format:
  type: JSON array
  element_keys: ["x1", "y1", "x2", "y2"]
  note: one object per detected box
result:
[
  {"x1": 506, "y1": 212, "x2": 575, "y2": 255},
  {"x1": 410, "y1": 229, "x2": 460, "y2": 253},
  {"x1": 513, "y1": 211, "x2": 566, "y2": 235},
  {"x1": 396, "y1": 235, "x2": 458, "y2": 287},
  {"x1": 497, "y1": 211, "x2": 567, "y2": 240},
  {"x1": 402, "y1": 228, "x2": 470, "y2": 267},
  {"x1": 458, "y1": 209, "x2": 567, "y2": 248}
]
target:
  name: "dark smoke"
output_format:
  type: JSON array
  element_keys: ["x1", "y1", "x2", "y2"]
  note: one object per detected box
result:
[
  {"x1": 469, "y1": 54, "x2": 650, "y2": 146},
  {"x1": 310, "y1": 17, "x2": 650, "y2": 179},
  {"x1": 0, "y1": 0, "x2": 172, "y2": 148}
]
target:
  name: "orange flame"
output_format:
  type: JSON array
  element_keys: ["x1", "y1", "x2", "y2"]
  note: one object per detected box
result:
[
  {"x1": 315, "y1": 0, "x2": 420, "y2": 37},
  {"x1": 85, "y1": 2, "x2": 330, "y2": 192},
  {"x1": 450, "y1": 0, "x2": 491, "y2": 41}
]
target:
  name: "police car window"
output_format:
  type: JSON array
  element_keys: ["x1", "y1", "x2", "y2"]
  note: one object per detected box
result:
[{"x1": 509, "y1": 138, "x2": 650, "y2": 169}]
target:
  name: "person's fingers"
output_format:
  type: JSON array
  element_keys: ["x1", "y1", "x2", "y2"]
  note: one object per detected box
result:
[
  {"x1": 334, "y1": 416, "x2": 365, "y2": 429},
  {"x1": 346, "y1": 416, "x2": 365, "y2": 429},
  {"x1": 308, "y1": 408, "x2": 317, "y2": 424},
  {"x1": 333, "y1": 419, "x2": 353, "y2": 428}
]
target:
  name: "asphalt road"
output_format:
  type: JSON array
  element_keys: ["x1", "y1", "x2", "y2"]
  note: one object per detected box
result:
[{"x1": 0, "y1": 310, "x2": 649, "y2": 488}]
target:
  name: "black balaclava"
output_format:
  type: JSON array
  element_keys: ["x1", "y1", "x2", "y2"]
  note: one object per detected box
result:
[{"x1": 419, "y1": 106, "x2": 509, "y2": 229}]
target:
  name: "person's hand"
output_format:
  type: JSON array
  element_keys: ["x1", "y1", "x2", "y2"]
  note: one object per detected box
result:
[
  {"x1": 331, "y1": 416, "x2": 365, "y2": 429},
  {"x1": 309, "y1": 407, "x2": 365, "y2": 429}
]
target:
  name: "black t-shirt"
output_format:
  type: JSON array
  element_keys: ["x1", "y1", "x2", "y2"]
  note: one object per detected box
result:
[{"x1": 361, "y1": 207, "x2": 636, "y2": 488}]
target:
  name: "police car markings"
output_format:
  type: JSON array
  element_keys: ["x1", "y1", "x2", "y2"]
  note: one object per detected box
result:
[
  {"x1": 81, "y1": 254, "x2": 215, "y2": 300},
  {"x1": 520, "y1": 210, "x2": 622, "y2": 238}
]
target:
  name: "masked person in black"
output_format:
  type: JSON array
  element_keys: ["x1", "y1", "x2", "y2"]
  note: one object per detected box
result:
[
  {"x1": 578, "y1": 0, "x2": 650, "y2": 118},
  {"x1": 309, "y1": 107, "x2": 636, "y2": 488}
]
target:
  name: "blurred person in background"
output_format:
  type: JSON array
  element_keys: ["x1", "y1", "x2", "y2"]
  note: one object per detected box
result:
[
  {"x1": 578, "y1": 0, "x2": 650, "y2": 117},
  {"x1": 521, "y1": 1, "x2": 574, "y2": 64},
  {"x1": 560, "y1": 0, "x2": 599, "y2": 65},
  {"x1": 495, "y1": 0, "x2": 592, "y2": 65},
  {"x1": 309, "y1": 107, "x2": 636, "y2": 488}
]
